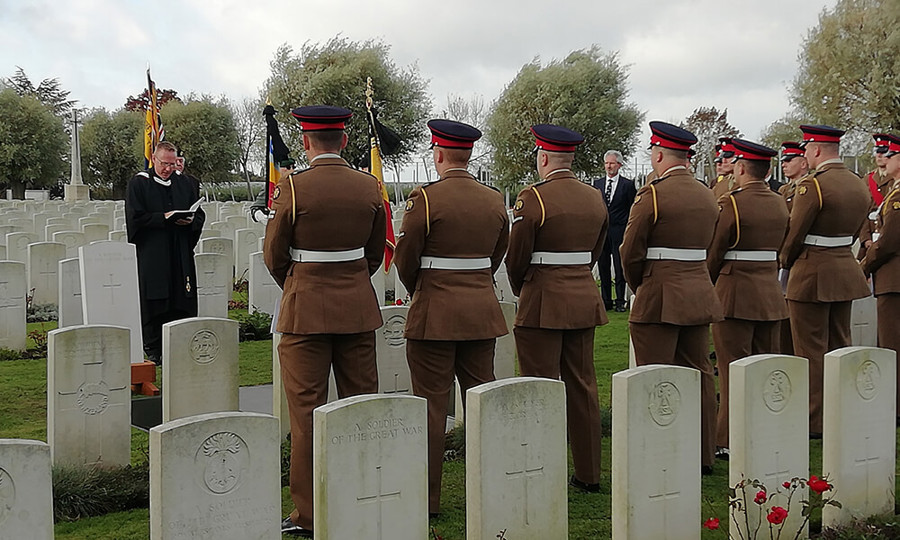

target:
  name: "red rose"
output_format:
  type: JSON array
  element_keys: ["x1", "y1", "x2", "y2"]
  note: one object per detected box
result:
[
  {"x1": 395, "y1": 299, "x2": 403, "y2": 306},
  {"x1": 808, "y1": 476, "x2": 832, "y2": 494},
  {"x1": 702, "y1": 517, "x2": 720, "y2": 530},
  {"x1": 754, "y1": 490, "x2": 768, "y2": 504},
  {"x1": 767, "y1": 506, "x2": 788, "y2": 525},
  {"x1": 782, "y1": 481, "x2": 791, "y2": 489}
]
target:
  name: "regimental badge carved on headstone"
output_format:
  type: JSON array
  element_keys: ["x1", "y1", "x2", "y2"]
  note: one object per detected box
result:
[
  {"x1": 648, "y1": 381, "x2": 680, "y2": 426},
  {"x1": 0, "y1": 467, "x2": 15, "y2": 525},
  {"x1": 190, "y1": 330, "x2": 220, "y2": 365},
  {"x1": 382, "y1": 315, "x2": 406, "y2": 347},
  {"x1": 763, "y1": 370, "x2": 792, "y2": 412},
  {"x1": 855, "y1": 360, "x2": 880, "y2": 401},
  {"x1": 196, "y1": 432, "x2": 248, "y2": 495},
  {"x1": 76, "y1": 379, "x2": 110, "y2": 415}
]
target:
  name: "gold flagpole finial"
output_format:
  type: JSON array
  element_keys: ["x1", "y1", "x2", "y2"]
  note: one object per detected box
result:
[{"x1": 365, "y1": 77, "x2": 374, "y2": 110}]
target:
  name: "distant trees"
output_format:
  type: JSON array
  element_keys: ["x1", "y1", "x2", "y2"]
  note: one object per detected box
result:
[
  {"x1": 0, "y1": 89, "x2": 68, "y2": 198},
  {"x1": 80, "y1": 108, "x2": 144, "y2": 199},
  {"x1": 681, "y1": 107, "x2": 741, "y2": 184},
  {"x1": 3, "y1": 66, "x2": 76, "y2": 117},
  {"x1": 160, "y1": 96, "x2": 241, "y2": 184},
  {"x1": 486, "y1": 47, "x2": 643, "y2": 191},
  {"x1": 263, "y1": 37, "x2": 431, "y2": 169}
]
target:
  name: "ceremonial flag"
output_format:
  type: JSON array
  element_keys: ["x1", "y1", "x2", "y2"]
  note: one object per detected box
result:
[
  {"x1": 263, "y1": 102, "x2": 292, "y2": 209},
  {"x1": 143, "y1": 69, "x2": 164, "y2": 168},
  {"x1": 365, "y1": 86, "x2": 402, "y2": 271}
]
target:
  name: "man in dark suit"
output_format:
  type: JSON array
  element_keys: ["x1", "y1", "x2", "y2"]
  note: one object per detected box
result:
[{"x1": 593, "y1": 150, "x2": 637, "y2": 311}]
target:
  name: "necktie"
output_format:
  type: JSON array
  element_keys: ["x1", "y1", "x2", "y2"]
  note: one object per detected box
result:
[{"x1": 606, "y1": 178, "x2": 614, "y2": 202}]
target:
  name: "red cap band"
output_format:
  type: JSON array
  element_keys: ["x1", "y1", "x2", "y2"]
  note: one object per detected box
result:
[
  {"x1": 802, "y1": 133, "x2": 841, "y2": 144},
  {"x1": 650, "y1": 134, "x2": 692, "y2": 152},
  {"x1": 782, "y1": 147, "x2": 804, "y2": 156},
  {"x1": 299, "y1": 120, "x2": 346, "y2": 131},
  {"x1": 535, "y1": 139, "x2": 577, "y2": 152},
  {"x1": 431, "y1": 134, "x2": 475, "y2": 149}
]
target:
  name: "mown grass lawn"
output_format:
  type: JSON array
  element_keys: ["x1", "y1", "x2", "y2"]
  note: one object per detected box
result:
[{"x1": 2, "y1": 314, "x2": 898, "y2": 538}]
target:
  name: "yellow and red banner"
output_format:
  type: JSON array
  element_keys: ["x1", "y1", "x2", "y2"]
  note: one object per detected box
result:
[{"x1": 143, "y1": 69, "x2": 163, "y2": 168}]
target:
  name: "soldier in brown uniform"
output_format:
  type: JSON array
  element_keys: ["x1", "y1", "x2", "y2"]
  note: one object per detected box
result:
[
  {"x1": 707, "y1": 139, "x2": 790, "y2": 459},
  {"x1": 711, "y1": 137, "x2": 737, "y2": 199},
  {"x1": 263, "y1": 106, "x2": 385, "y2": 537},
  {"x1": 861, "y1": 133, "x2": 900, "y2": 422},
  {"x1": 777, "y1": 141, "x2": 811, "y2": 354},
  {"x1": 781, "y1": 124, "x2": 871, "y2": 437},
  {"x1": 858, "y1": 134, "x2": 892, "y2": 260},
  {"x1": 394, "y1": 119, "x2": 509, "y2": 515},
  {"x1": 620, "y1": 121, "x2": 723, "y2": 472},
  {"x1": 506, "y1": 124, "x2": 608, "y2": 491}
]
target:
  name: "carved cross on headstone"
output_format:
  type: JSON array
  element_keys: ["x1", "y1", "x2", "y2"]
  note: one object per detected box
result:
[
  {"x1": 0, "y1": 278, "x2": 23, "y2": 309},
  {"x1": 101, "y1": 273, "x2": 123, "y2": 304},
  {"x1": 505, "y1": 441, "x2": 545, "y2": 526},
  {"x1": 764, "y1": 451, "x2": 792, "y2": 489},
  {"x1": 853, "y1": 435, "x2": 880, "y2": 507},
  {"x1": 382, "y1": 373, "x2": 410, "y2": 395},
  {"x1": 356, "y1": 465, "x2": 401, "y2": 540},
  {"x1": 648, "y1": 467, "x2": 681, "y2": 532}
]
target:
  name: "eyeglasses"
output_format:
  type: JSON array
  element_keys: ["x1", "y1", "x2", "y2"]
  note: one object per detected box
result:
[{"x1": 157, "y1": 161, "x2": 177, "y2": 168}]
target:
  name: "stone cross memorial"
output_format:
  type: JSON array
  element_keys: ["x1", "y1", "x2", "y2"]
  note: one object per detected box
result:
[
  {"x1": 150, "y1": 411, "x2": 281, "y2": 540},
  {"x1": 467, "y1": 377, "x2": 568, "y2": 540},
  {"x1": 79, "y1": 241, "x2": 144, "y2": 364},
  {"x1": 0, "y1": 439, "x2": 54, "y2": 540},
  {"x1": 612, "y1": 365, "x2": 700, "y2": 540},
  {"x1": 162, "y1": 317, "x2": 239, "y2": 422},
  {"x1": 822, "y1": 346, "x2": 896, "y2": 527},
  {"x1": 47, "y1": 325, "x2": 131, "y2": 467},
  {"x1": 313, "y1": 394, "x2": 428, "y2": 540},
  {"x1": 730, "y1": 354, "x2": 809, "y2": 539}
]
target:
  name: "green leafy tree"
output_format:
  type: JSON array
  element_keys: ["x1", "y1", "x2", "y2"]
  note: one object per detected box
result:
[
  {"x1": 160, "y1": 96, "x2": 241, "y2": 185},
  {"x1": 4, "y1": 66, "x2": 76, "y2": 117},
  {"x1": 681, "y1": 107, "x2": 741, "y2": 184},
  {"x1": 486, "y1": 47, "x2": 644, "y2": 191},
  {"x1": 792, "y1": 0, "x2": 900, "y2": 132},
  {"x1": 0, "y1": 88, "x2": 68, "y2": 198},
  {"x1": 263, "y1": 37, "x2": 431, "y2": 168},
  {"x1": 80, "y1": 108, "x2": 144, "y2": 199}
]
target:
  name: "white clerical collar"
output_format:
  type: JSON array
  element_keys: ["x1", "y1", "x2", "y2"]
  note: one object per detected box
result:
[
  {"x1": 153, "y1": 174, "x2": 171, "y2": 187},
  {"x1": 544, "y1": 168, "x2": 572, "y2": 178},
  {"x1": 818, "y1": 158, "x2": 844, "y2": 167},
  {"x1": 311, "y1": 153, "x2": 342, "y2": 162},
  {"x1": 660, "y1": 165, "x2": 687, "y2": 177}
]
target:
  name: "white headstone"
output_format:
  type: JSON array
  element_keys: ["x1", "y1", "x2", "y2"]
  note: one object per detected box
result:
[
  {"x1": 57, "y1": 258, "x2": 83, "y2": 328},
  {"x1": 47, "y1": 325, "x2": 131, "y2": 466},
  {"x1": 822, "y1": 346, "x2": 896, "y2": 527},
  {"x1": 493, "y1": 268, "x2": 517, "y2": 303},
  {"x1": 150, "y1": 412, "x2": 281, "y2": 540},
  {"x1": 0, "y1": 439, "x2": 54, "y2": 540},
  {"x1": 79, "y1": 241, "x2": 143, "y2": 364},
  {"x1": 271, "y1": 333, "x2": 291, "y2": 439},
  {"x1": 628, "y1": 295, "x2": 637, "y2": 368},
  {"x1": 234, "y1": 228, "x2": 261, "y2": 280},
  {"x1": 313, "y1": 394, "x2": 428, "y2": 540},
  {"x1": 0, "y1": 261, "x2": 27, "y2": 351},
  {"x1": 730, "y1": 354, "x2": 809, "y2": 539},
  {"x1": 371, "y1": 264, "x2": 386, "y2": 306},
  {"x1": 850, "y1": 297, "x2": 878, "y2": 347},
  {"x1": 161, "y1": 317, "x2": 239, "y2": 422},
  {"x1": 200, "y1": 237, "x2": 234, "y2": 278},
  {"x1": 249, "y1": 251, "x2": 281, "y2": 316},
  {"x1": 27, "y1": 242, "x2": 66, "y2": 306},
  {"x1": 108, "y1": 229, "x2": 127, "y2": 242},
  {"x1": 467, "y1": 378, "x2": 568, "y2": 539},
  {"x1": 4, "y1": 232, "x2": 38, "y2": 263},
  {"x1": 81, "y1": 223, "x2": 110, "y2": 244},
  {"x1": 195, "y1": 253, "x2": 231, "y2": 319},
  {"x1": 375, "y1": 306, "x2": 412, "y2": 395},
  {"x1": 52, "y1": 230, "x2": 85, "y2": 259},
  {"x1": 494, "y1": 301, "x2": 517, "y2": 379},
  {"x1": 612, "y1": 365, "x2": 700, "y2": 540}
]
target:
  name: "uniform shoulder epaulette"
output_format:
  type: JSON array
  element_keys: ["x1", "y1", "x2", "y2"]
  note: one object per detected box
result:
[
  {"x1": 289, "y1": 168, "x2": 309, "y2": 178},
  {"x1": 136, "y1": 171, "x2": 149, "y2": 178},
  {"x1": 650, "y1": 176, "x2": 666, "y2": 185},
  {"x1": 533, "y1": 179, "x2": 550, "y2": 187}
]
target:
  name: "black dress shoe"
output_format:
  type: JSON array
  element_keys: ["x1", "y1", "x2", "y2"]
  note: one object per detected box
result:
[
  {"x1": 282, "y1": 516, "x2": 313, "y2": 538},
  {"x1": 701, "y1": 465, "x2": 714, "y2": 476},
  {"x1": 715, "y1": 447, "x2": 730, "y2": 461},
  {"x1": 810, "y1": 432, "x2": 822, "y2": 440},
  {"x1": 147, "y1": 354, "x2": 161, "y2": 366},
  {"x1": 614, "y1": 305, "x2": 627, "y2": 312},
  {"x1": 569, "y1": 475, "x2": 600, "y2": 493}
]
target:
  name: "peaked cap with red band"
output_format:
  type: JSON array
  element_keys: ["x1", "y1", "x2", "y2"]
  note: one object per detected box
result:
[
  {"x1": 428, "y1": 119, "x2": 481, "y2": 149},
  {"x1": 780, "y1": 141, "x2": 805, "y2": 159},
  {"x1": 799, "y1": 124, "x2": 844, "y2": 145},
  {"x1": 649, "y1": 121, "x2": 697, "y2": 151},
  {"x1": 718, "y1": 137, "x2": 736, "y2": 156},
  {"x1": 291, "y1": 105, "x2": 352, "y2": 131},
  {"x1": 873, "y1": 133, "x2": 891, "y2": 154},
  {"x1": 732, "y1": 138, "x2": 777, "y2": 161},
  {"x1": 531, "y1": 124, "x2": 584, "y2": 152},
  {"x1": 885, "y1": 134, "x2": 900, "y2": 156}
]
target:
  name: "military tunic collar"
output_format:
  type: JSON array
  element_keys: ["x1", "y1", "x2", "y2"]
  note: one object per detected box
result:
[
  {"x1": 659, "y1": 165, "x2": 686, "y2": 178},
  {"x1": 311, "y1": 153, "x2": 343, "y2": 162},
  {"x1": 544, "y1": 168, "x2": 573, "y2": 179}
]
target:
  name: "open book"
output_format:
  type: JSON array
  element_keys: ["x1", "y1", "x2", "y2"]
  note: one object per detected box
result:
[{"x1": 166, "y1": 198, "x2": 204, "y2": 221}]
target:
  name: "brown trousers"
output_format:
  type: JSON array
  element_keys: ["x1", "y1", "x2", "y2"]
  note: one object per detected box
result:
[
  {"x1": 514, "y1": 326, "x2": 603, "y2": 485},
  {"x1": 406, "y1": 338, "x2": 496, "y2": 514},
  {"x1": 877, "y1": 293, "x2": 900, "y2": 418},
  {"x1": 629, "y1": 322, "x2": 717, "y2": 467},
  {"x1": 711, "y1": 318, "x2": 779, "y2": 447},
  {"x1": 778, "y1": 318, "x2": 794, "y2": 355},
  {"x1": 280, "y1": 332, "x2": 378, "y2": 530},
  {"x1": 787, "y1": 300, "x2": 851, "y2": 434}
]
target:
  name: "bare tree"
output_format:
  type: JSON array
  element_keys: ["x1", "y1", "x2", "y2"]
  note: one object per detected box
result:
[
  {"x1": 442, "y1": 93, "x2": 492, "y2": 181},
  {"x1": 231, "y1": 96, "x2": 267, "y2": 197},
  {"x1": 681, "y1": 107, "x2": 741, "y2": 185}
]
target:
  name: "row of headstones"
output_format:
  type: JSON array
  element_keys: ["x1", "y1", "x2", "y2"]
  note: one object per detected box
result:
[
  {"x1": 614, "y1": 347, "x2": 896, "y2": 539},
  {"x1": 2, "y1": 375, "x2": 565, "y2": 540}
]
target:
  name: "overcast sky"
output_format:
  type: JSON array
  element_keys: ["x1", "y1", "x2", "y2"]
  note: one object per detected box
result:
[{"x1": 2, "y1": 0, "x2": 837, "y2": 173}]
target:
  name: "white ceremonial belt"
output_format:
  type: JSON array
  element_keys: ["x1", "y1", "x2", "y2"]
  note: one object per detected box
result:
[
  {"x1": 290, "y1": 247, "x2": 364, "y2": 263},
  {"x1": 873, "y1": 233, "x2": 881, "y2": 242},
  {"x1": 530, "y1": 251, "x2": 592, "y2": 265},
  {"x1": 645, "y1": 247, "x2": 706, "y2": 261},
  {"x1": 419, "y1": 256, "x2": 491, "y2": 270},
  {"x1": 803, "y1": 234, "x2": 853, "y2": 247},
  {"x1": 723, "y1": 250, "x2": 777, "y2": 262}
]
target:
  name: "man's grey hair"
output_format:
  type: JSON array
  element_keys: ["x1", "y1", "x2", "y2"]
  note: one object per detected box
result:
[{"x1": 604, "y1": 150, "x2": 624, "y2": 164}]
